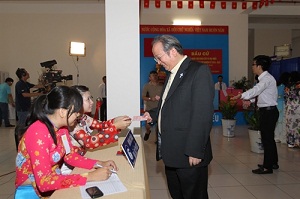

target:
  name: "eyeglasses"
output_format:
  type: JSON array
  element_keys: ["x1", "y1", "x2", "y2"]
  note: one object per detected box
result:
[{"x1": 154, "y1": 52, "x2": 167, "y2": 63}]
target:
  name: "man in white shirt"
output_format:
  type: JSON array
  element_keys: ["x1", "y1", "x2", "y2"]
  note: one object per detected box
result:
[
  {"x1": 214, "y1": 75, "x2": 227, "y2": 90},
  {"x1": 232, "y1": 55, "x2": 279, "y2": 174},
  {"x1": 98, "y1": 76, "x2": 106, "y2": 121}
]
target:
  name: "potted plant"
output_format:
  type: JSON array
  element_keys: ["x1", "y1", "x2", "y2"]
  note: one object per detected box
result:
[
  {"x1": 244, "y1": 110, "x2": 264, "y2": 153},
  {"x1": 232, "y1": 76, "x2": 251, "y2": 92},
  {"x1": 219, "y1": 95, "x2": 238, "y2": 137}
]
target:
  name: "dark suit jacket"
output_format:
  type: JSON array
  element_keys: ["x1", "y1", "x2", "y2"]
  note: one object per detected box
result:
[{"x1": 157, "y1": 57, "x2": 214, "y2": 168}]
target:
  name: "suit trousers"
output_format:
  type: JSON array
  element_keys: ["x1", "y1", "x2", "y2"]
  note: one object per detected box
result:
[
  {"x1": 259, "y1": 107, "x2": 279, "y2": 169},
  {"x1": 165, "y1": 166, "x2": 208, "y2": 199}
]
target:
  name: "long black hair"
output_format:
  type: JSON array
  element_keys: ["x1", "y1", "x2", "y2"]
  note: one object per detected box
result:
[
  {"x1": 71, "y1": 85, "x2": 89, "y2": 95},
  {"x1": 18, "y1": 86, "x2": 83, "y2": 145}
]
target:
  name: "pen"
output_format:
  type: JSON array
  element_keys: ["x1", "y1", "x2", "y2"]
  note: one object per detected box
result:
[{"x1": 95, "y1": 163, "x2": 117, "y2": 174}]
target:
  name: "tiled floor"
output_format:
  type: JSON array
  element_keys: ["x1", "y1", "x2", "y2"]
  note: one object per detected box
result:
[
  {"x1": 1, "y1": 123, "x2": 300, "y2": 199},
  {"x1": 144, "y1": 125, "x2": 300, "y2": 199}
]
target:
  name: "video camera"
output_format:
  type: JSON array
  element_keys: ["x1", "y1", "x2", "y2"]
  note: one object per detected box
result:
[{"x1": 40, "y1": 60, "x2": 72, "y2": 89}]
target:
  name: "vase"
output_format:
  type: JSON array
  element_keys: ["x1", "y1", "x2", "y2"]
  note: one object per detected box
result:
[
  {"x1": 248, "y1": 129, "x2": 264, "y2": 153},
  {"x1": 221, "y1": 119, "x2": 236, "y2": 137}
]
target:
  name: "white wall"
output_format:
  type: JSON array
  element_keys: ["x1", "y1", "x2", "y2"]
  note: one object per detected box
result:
[
  {"x1": 0, "y1": 3, "x2": 105, "y2": 115},
  {"x1": 254, "y1": 29, "x2": 292, "y2": 56},
  {"x1": 292, "y1": 30, "x2": 300, "y2": 57},
  {"x1": 0, "y1": 1, "x2": 299, "y2": 117},
  {"x1": 105, "y1": 0, "x2": 140, "y2": 128}
]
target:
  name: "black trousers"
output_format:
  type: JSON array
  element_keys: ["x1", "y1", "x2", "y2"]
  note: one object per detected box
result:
[
  {"x1": 100, "y1": 98, "x2": 107, "y2": 121},
  {"x1": 165, "y1": 166, "x2": 208, "y2": 199},
  {"x1": 259, "y1": 107, "x2": 279, "y2": 169},
  {"x1": 0, "y1": 102, "x2": 10, "y2": 126}
]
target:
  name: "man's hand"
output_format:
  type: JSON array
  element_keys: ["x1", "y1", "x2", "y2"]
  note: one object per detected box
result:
[
  {"x1": 189, "y1": 156, "x2": 202, "y2": 166},
  {"x1": 242, "y1": 100, "x2": 251, "y2": 109},
  {"x1": 231, "y1": 93, "x2": 242, "y2": 100}
]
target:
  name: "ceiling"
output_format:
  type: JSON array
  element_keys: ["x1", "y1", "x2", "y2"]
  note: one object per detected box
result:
[{"x1": 1, "y1": 0, "x2": 300, "y2": 25}]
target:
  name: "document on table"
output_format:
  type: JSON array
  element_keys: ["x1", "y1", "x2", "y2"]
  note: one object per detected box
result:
[{"x1": 80, "y1": 173, "x2": 127, "y2": 198}]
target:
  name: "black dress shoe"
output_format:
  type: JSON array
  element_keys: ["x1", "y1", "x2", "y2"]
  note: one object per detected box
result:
[
  {"x1": 258, "y1": 164, "x2": 279, "y2": 170},
  {"x1": 144, "y1": 131, "x2": 151, "y2": 141},
  {"x1": 252, "y1": 168, "x2": 273, "y2": 174},
  {"x1": 5, "y1": 124, "x2": 15, "y2": 127}
]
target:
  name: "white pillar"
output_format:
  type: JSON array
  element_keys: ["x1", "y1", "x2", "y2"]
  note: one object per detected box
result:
[{"x1": 105, "y1": 0, "x2": 140, "y2": 130}]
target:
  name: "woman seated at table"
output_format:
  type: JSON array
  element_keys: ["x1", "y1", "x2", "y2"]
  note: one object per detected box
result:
[
  {"x1": 71, "y1": 85, "x2": 132, "y2": 151},
  {"x1": 15, "y1": 86, "x2": 117, "y2": 199},
  {"x1": 61, "y1": 85, "x2": 132, "y2": 174}
]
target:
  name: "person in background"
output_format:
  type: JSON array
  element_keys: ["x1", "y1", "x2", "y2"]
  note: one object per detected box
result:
[
  {"x1": 15, "y1": 86, "x2": 117, "y2": 199},
  {"x1": 61, "y1": 85, "x2": 132, "y2": 174},
  {"x1": 284, "y1": 71, "x2": 300, "y2": 148},
  {"x1": 14, "y1": 68, "x2": 44, "y2": 149},
  {"x1": 0, "y1": 77, "x2": 15, "y2": 127},
  {"x1": 232, "y1": 55, "x2": 279, "y2": 174},
  {"x1": 152, "y1": 35, "x2": 214, "y2": 199},
  {"x1": 142, "y1": 71, "x2": 163, "y2": 141},
  {"x1": 214, "y1": 75, "x2": 227, "y2": 90},
  {"x1": 98, "y1": 76, "x2": 107, "y2": 121}
]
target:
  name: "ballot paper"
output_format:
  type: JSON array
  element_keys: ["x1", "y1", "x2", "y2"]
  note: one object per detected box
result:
[
  {"x1": 80, "y1": 173, "x2": 127, "y2": 198},
  {"x1": 132, "y1": 115, "x2": 148, "y2": 121}
]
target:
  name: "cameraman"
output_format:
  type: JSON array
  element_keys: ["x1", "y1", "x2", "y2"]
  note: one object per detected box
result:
[{"x1": 15, "y1": 68, "x2": 44, "y2": 149}]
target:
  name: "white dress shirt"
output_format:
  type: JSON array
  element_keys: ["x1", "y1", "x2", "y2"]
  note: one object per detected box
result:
[
  {"x1": 214, "y1": 82, "x2": 227, "y2": 90},
  {"x1": 98, "y1": 83, "x2": 106, "y2": 99},
  {"x1": 241, "y1": 71, "x2": 278, "y2": 107}
]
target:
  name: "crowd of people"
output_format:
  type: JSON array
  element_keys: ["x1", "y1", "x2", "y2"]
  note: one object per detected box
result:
[
  {"x1": 12, "y1": 69, "x2": 135, "y2": 198},
  {"x1": 6, "y1": 34, "x2": 299, "y2": 199}
]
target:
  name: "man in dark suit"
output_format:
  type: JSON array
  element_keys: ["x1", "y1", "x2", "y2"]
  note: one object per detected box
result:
[{"x1": 152, "y1": 35, "x2": 214, "y2": 199}]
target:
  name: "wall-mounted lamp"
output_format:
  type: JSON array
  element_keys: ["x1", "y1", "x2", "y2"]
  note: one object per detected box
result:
[
  {"x1": 69, "y1": 41, "x2": 86, "y2": 85},
  {"x1": 173, "y1": 20, "x2": 201, "y2": 25}
]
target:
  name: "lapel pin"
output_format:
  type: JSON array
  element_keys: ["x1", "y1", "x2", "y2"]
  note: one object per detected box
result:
[{"x1": 179, "y1": 73, "x2": 184, "y2": 78}]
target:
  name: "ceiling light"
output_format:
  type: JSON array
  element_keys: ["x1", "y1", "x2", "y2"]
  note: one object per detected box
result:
[{"x1": 173, "y1": 20, "x2": 201, "y2": 25}]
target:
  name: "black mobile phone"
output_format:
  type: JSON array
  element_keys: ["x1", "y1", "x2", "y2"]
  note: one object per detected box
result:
[{"x1": 85, "y1": 186, "x2": 104, "y2": 198}]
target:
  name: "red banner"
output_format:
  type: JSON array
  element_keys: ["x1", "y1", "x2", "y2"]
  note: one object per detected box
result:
[
  {"x1": 177, "y1": 1, "x2": 183, "y2": 8},
  {"x1": 185, "y1": 49, "x2": 223, "y2": 74},
  {"x1": 259, "y1": 0, "x2": 264, "y2": 8},
  {"x1": 166, "y1": 1, "x2": 171, "y2": 8},
  {"x1": 199, "y1": 0, "x2": 204, "y2": 8},
  {"x1": 232, "y1": 2, "x2": 237, "y2": 9},
  {"x1": 242, "y1": 2, "x2": 247, "y2": 9},
  {"x1": 144, "y1": 0, "x2": 149, "y2": 8},
  {"x1": 140, "y1": 25, "x2": 229, "y2": 35},
  {"x1": 155, "y1": 0, "x2": 160, "y2": 8},
  {"x1": 144, "y1": 0, "x2": 271, "y2": 10},
  {"x1": 210, "y1": 1, "x2": 216, "y2": 9},
  {"x1": 221, "y1": 2, "x2": 226, "y2": 9},
  {"x1": 188, "y1": 1, "x2": 194, "y2": 9},
  {"x1": 252, "y1": 1, "x2": 258, "y2": 9},
  {"x1": 265, "y1": 0, "x2": 269, "y2": 6}
]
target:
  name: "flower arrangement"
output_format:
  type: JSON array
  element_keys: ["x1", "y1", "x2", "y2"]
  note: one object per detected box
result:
[
  {"x1": 232, "y1": 76, "x2": 251, "y2": 92},
  {"x1": 219, "y1": 95, "x2": 238, "y2": 120}
]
